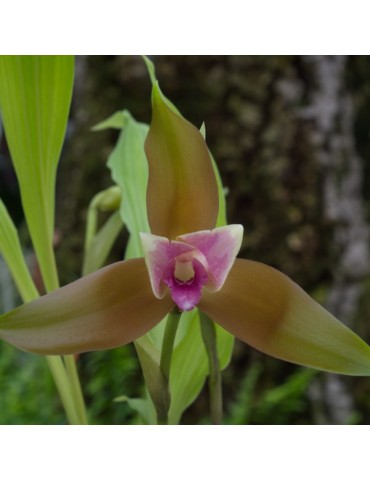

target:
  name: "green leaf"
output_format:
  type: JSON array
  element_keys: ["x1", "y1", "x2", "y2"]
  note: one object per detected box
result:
[
  {"x1": 213, "y1": 150, "x2": 227, "y2": 226},
  {"x1": 134, "y1": 336, "x2": 170, "y2": 422},
  {"x1": 92, "y1": 111, "x2": 127, "y2": 131},
  {"x1": 199, "y1": 122, "x2": 227, "y2": 226},
  {"x1": 106, "y1": 110, "x2": 150, "y2": 257},
  {"x1": 142, "y1": 56, "x2": 156, "y2": 86},
  {"x1": 113, "y1": 395, "x2": 153, "y2": 424},
  {"x1": 82, "y1": 210, "x2": 123, "y2": 276},
  {"x1": 0, "y1": 56, "x2": 74, "y2": 292},
  {"x1": 84, "y1": 186, "x2": 122, "y2": 253},
  {"x1": 0, "y1": 199, "x2": 38, "y2": 303}
]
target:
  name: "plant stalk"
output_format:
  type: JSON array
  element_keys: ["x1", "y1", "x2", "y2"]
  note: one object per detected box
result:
[
  {"x1": 160, "y1": 308, "x2": 182, "y2": 382},
  {"x1": 64, "y1": 354, "x2": 88, "y2": 425},
  {"x1": 200, "y1": 311, "x2": 223, "y2": 425},
  {"x1": 22, "y1": 237, "x2": 88, "y2": 425},
  {"x1": 46, "y1": 356, "x2": 81, "y2": 425},
  {"x1": 157, "y1": 307, "x2": 182, "y2": 424}
]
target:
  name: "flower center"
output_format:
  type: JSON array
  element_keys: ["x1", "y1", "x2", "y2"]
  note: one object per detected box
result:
[
  {"x1": 162, "y1": 255, "x2": 208, "y2": 311},
  {"x1": 140, "y1": 225, "x2": 244, "y2": 311},
  {"x1": 174, "y1": 253, "x2": 195, "y2": 282}
]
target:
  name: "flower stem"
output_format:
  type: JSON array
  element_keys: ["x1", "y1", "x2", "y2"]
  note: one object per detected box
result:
[
  {"x1": 157, "y1": 307, "x2": 182, "y2": 424},
  {"x1": 26, "y1": 241, "x2": 88, "y2": 424},
  {"x1": 64, "y1": 355, "x2": 88, "y2": 425},
  {"x1": 40, "y1": 245, "x2": 89, "y2": 425},
  {"x1": 46, "y1": 356, "x2": 81, "y2": 425},
  {"x1": 200, "y1": 311, "x2": 223, "y2": 425},
  {"x1": 160, "y1": 308, "x2": 182, "y2": 382}
]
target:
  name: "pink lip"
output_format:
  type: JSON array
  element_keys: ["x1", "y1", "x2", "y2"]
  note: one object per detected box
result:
[{"x1": 140, "y1": 225, "x2": 244, "y2": 311}]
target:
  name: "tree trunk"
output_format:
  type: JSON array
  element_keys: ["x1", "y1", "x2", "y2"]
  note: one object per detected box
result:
[{"x1": 302, "y1": 55, "x2": 370, "y2": 424}]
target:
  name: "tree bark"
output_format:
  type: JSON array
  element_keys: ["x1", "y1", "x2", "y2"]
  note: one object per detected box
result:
[{"x1": 302, "y1": 55, "x2": 370, "y2": 424}]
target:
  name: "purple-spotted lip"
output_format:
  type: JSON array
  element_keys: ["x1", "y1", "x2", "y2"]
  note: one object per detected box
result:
[
  {"x1": 162, "y1": 257, "x2": 209, "y2": 311},
  {"x1": 140, "y1": 224, "x2": 244, "y2": 311}
]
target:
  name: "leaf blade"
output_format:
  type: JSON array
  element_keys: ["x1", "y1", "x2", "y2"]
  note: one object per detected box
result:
[
  {"x1": 0, "y1": 198, "x2": 38, "y2": 302},
  {"x1": 0, "y1": 55, "x2": 74, "y2": 291},
  {"x1": 107, "y1": 111, "x2": 150, "y2": 257}
]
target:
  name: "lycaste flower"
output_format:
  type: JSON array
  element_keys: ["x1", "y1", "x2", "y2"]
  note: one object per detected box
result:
[{"x1": 1, "y1": 83, "x2": 370, "y2": 376}]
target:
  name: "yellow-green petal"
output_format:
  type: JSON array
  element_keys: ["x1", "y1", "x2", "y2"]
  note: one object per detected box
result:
[
  {"x1": 0, "y1": 259, "x2": 173, "y2": 355},
  {"x1": 145, "y1": 82, "x2": 219, "y2": 239},
  {"x1": 199, "y1": 258, "x2": 370, "y2": 375}
]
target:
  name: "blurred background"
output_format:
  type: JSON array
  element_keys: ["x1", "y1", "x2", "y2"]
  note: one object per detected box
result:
[{"x1": 1, "y1": 55, "x2": 370, "y2": 424}]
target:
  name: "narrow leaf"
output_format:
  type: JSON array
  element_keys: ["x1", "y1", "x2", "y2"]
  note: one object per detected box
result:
[
  {"x1": 107, "y1": 110, "x2": 150, "y2": 257},
  {"x1": 82, "y1": 210, "x2": 123, "y2": 276},
  {"x1": 0, "y1": 198, "x2": 38, "y2": 302},
  {"x1": 92, "y1": 111, "x2": 127, "y2": 131},
  {"x1": 113, "y1": 395, "x2": 153, "y2": 424},
  {"x1": 84, "y1": 186, "x2": 121, "y2": 253},
  {"x1": 0, "y1": 56, "x2": 74, "y2": 292}
]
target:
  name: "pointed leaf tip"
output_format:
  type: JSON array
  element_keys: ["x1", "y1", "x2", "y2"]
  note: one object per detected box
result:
[{"x1": 145, "y1": 83, "x2": 219, "y2": 239}]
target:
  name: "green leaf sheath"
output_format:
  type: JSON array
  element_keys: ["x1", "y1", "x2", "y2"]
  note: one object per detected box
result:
[{"x1": 107, "y1": 111, "x2": 150, "y2": 256}]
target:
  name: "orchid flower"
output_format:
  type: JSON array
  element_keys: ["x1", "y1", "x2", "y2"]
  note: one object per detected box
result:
[{"x1": 1, "y1": 82, "x2": 370, "y2": 379}]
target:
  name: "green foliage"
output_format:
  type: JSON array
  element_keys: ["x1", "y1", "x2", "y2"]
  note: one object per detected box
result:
[
  {"x1": 82, "y1": 185, "x2": 123, "y2": 277},
  {"x1": 0, "y1": 342, "x2": 65, "y2": 424},
  {"x1": 254, "y1": 369, "x2": 317, "y2": 424},
  {"x1": 82, "y1": 346, "x2": 141, "y2": 425},
  {"x1": 0, "y1": 199, "x2": 38, "y2": 302},
  {"x1": 0, "y1": 341, "x2": 142, "y2": 425},
  {"x1": 226, "y1": 365, "x2": 317, "y2": 425},
  {"x1": 225, "y1": 363, "x2": 263, "y2": 425},
  {"x1": 106, "y1": 111, "x2": 150, "y2": 254},
  {"x1": 83, "y1": 211, "x2": 123, "y2": 276},
  {"x1": 0, "y1": 56, "x2": 74, "y2": 292}
]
